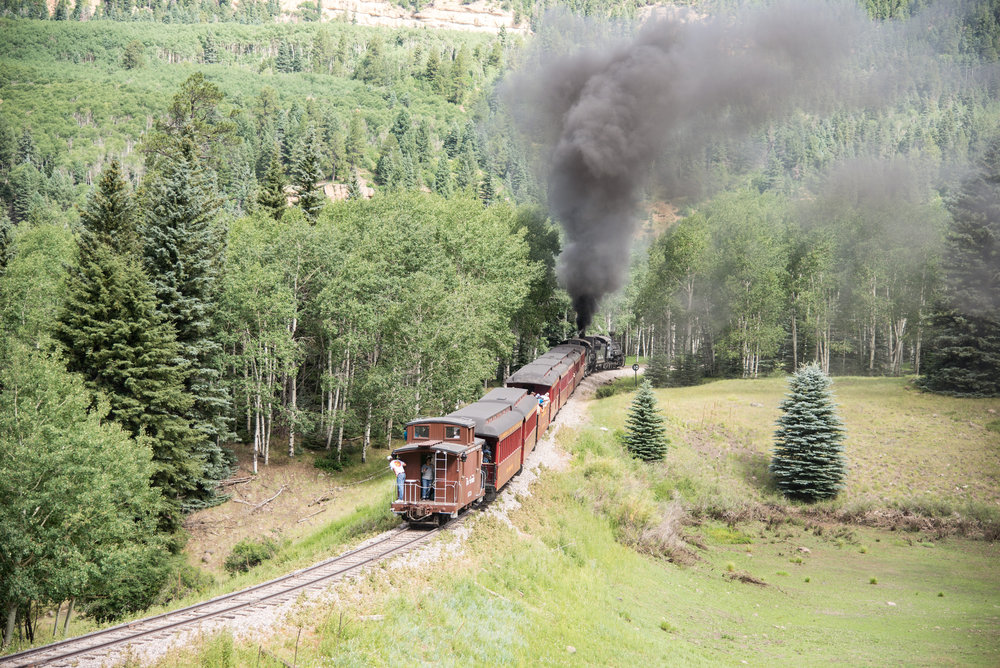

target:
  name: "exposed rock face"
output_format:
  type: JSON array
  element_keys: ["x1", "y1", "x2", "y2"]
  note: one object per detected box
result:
[
  {"x1": 314, "y1": 0, "x2": 529, "y2": 34},
  {"x1": 54, "y1": 0, "x2": 528, "y2": 35}
]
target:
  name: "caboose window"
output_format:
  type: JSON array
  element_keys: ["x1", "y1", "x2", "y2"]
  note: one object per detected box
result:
[
  {"x1": 414, "y1": 425, "x2": 429, "y2": 439},
  {"x1": 445, "y1": 426, "x2": 460, "y2": 440}
]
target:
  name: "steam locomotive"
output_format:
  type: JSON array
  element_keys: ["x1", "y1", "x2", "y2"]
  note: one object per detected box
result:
[
  {"x1": 390, "y1": 335, "x2": 620, "y2": 525},
  {"x1": 564, "y1": 334, "x2": 626, "y2": 374}
]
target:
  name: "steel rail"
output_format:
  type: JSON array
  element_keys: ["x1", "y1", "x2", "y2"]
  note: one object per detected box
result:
[{"x1": 0, "y1": 526, "x2": 439, "y2": 667}]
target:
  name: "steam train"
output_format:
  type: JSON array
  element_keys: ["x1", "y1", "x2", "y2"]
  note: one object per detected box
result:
[{"x1": 390, "y1": 336, "x2": 624, "y2": 524}]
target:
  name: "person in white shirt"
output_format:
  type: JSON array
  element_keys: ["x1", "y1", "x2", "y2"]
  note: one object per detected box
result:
[{"x1": 388, "y1": 456, "x2": 406, "y2": 500}]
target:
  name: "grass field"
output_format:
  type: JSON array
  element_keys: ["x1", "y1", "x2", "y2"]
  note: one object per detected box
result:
[
  {"x1": 158, "y1": 375, "x2": 1000, "y2": 667},
  {"x1": 594, "y1": 375, "x2": 1000, "y2": 530}
]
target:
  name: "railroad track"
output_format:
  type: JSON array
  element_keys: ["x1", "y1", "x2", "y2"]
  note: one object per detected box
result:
[{"x1": 0, "y1": 523, "x2": 451, "y2": 667}]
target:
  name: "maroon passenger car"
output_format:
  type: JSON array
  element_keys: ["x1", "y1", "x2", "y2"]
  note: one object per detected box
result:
[{"x1": 390, "y1": 343, "x2": 588, "y2": 524}]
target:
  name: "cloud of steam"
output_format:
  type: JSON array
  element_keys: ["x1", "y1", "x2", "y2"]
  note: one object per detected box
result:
[{"x1": 510, "y1": 1, "x2": 870, "y2": 332}]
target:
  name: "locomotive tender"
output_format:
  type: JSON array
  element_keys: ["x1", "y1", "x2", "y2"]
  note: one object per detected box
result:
[{"x1": 390, "y1": 342, "x2": 589, "y2": 525}]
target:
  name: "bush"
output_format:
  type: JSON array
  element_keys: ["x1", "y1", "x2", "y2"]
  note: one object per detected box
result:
[
  {"x1": 314, "y1": 451, "x2": 345, "y2": 473},
  {"x1": 224, "y1": 537, "x2": 279, "y2": 575},
  {"x1": 155, "y1": 561, "x2": 215, "y2": 606},
  {"x1": 595, "y1": 384, "x2": 618, "y2": 399}
]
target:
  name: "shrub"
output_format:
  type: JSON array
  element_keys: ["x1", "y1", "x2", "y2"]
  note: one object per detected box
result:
[
  {"x1": 155, "y1": 561, "x2": 215, "y2": 606},
  {"x1": 595, "y1": 384, "x2": 617, "y2": 399},
  {"x1": 314, "y1": 452, "x2": 345, "y2": 473},
  {"x1": 224, "y1": 537, "x2": 279, "y2": 575}
]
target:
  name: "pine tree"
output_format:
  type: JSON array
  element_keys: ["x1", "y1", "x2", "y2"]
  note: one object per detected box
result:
[
  {"x1": 276, "y1": 41, "x2": 293, "y2": 73},
  {"x1": 770, "y1": 363, "x2": 847, "y2": 501},
  {"x1": 455, "y1": 144, "x2": 478, "y2": 192},
  {"x1": 289, "y1": 126, "x2": 325, "y2": 219},
  {"x1": 257, "y1": 149, "x2": 287, "y2": 220},
  {"x1": 57, "y1": 174, "x2": 204, "y2": 528},
  {"x1": 0, "y1": 210, "x2": 12, "y2": 277},
  {"x1": 669, "y1": 353, "x2": 703, "y2": 387},
  {"x1": 433, "y1": 155, "x2": 453, "y2": 197},
  {"x1": 143, "y1": 143, "x2": 233, "y2": 506},
  {"x1": 347, "y1": 167, "x2": 363, "y2": 200},
  {"x1": 80, "y1": 160, "x2": 140, "y2": 256},
  {"x1": 375, "y1": 141, "x2": 403, "y2": 190},
  {"x1": 479, "y1": 172, "x2": 496, "y2": 207},
  {"x1": 645, "y1": 352, "x2": 671, "y2": 387},
  {"x1": 622, "y1": 379, "x2": 669, "y2": 462},
  {"x1": 16, "y1": 128, "x2": 38, "y2": 167},
  {"x1": 201, "y1": 33, "x2": 219, "y2": 65},
  {"x1": 921, "y1": 139, "x2": 1000, "y2": 397}
]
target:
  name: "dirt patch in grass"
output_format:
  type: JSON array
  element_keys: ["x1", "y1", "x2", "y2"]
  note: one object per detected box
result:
[
  {"x1": 183, "y1": 443, "x2": 394, "y2": 574},
  {"x1": 724, "y1": 569, "x2": 768, "y2": 586}
]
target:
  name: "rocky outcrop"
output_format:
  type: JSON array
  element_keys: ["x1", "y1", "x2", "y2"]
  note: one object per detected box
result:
[{"x1": 315, "y1": 0, "x2": 528, "y2": 34}]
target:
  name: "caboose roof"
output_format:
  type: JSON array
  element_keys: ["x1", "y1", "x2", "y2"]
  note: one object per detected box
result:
[
  {"x1": 392, "y1": 439, "x2": 482, "y2": 457},
  {"x1": 404, "y1": 416, "x2": 477, "y2": 429}
]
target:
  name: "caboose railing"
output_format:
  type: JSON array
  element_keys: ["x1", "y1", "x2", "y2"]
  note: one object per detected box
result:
[{"x1": 399, "y1": 479, "x2": 457, "y2": 504}]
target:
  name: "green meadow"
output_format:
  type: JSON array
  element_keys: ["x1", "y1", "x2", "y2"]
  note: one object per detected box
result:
[{"x1": 160, "y1": 376, "x2": 1000, "y2": 666}]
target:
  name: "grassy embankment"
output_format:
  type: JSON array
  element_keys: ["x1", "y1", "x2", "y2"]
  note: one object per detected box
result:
[
  {"x1": 158, "y1": 375, "x2": 1000, "y2": 666},
  {"x1": 7, "y1": 451, "x2": 401, "y2": 651}
]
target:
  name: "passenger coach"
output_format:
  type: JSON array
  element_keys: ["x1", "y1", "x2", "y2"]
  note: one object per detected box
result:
[{"x1": 390, "y1": 342, "x2": 590, "y2": 524}]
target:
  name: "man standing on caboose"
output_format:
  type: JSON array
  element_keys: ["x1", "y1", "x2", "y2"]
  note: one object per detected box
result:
[
  {"x1": 388, "y1": 455, "x2": 406, "y2": 500},
  {"x1": 420, "y1": 457, "x2": 434, "y2": 500}
]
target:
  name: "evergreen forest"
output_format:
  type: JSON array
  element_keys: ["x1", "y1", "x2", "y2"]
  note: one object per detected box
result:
[{"x1": 1, "y1": 0, "x2": 999, "y2": 648}]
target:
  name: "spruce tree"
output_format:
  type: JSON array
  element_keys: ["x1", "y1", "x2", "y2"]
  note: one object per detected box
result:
[
  {"x1": 645, "y1": 352, "x2": 671, "y2": 387},
  {"x1": 0, "y1": 211, "x2": 11, "y2": 277},
  {"x1": 921, "y1": 139, "x2": 1000, "y2": 397},
  {"x1": 289, "y1": 125, "x2": 325, "y2": 219},
  {"x1": 622, "y1": 379, "x2": 669, "y2": 461},
  {"x1": 57, "y1": 172, "x2": 205, "y2": 527},
  {"x1": 80, "y1": 160, "x2": 140, "y2": 256},
  {"x1": 770, "y1": 363, "x2": 847, "y2": 501},
  {"x1": 16, "y1": 128, "x2": 38, "y2": 167},
  {"x1": 257, "y1": 149, "x2": 287, "y2": 220},
  {"x1": 669, "y1": 353, "x2": 703, "y2": 387},
  {"x1": 143, "y1": 142, "x2": 233, "y2": 506},
  {"x1": 479, "y1": 172, "x2": 496, "y2": 207},
  {"x1": 347, "y1": 167, "x2": 363, "y2": 200},
  {"x1": 434, "y1": 155, "x2": 453, "y2": 197}
]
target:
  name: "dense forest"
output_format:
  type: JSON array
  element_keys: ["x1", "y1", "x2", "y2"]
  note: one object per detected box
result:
[{"x1": 2, "y1": 0, "x2": 999, "y2": 648}]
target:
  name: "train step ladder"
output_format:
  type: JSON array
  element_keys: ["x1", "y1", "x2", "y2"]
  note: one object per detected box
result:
[{"x1": 434, "y1": 450, "x2": 448, "y2": 503}]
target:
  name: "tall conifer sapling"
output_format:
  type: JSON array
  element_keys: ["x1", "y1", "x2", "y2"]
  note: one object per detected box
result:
[
  {"x1": 770, "y1": 363, "x2": 847, "y2": 501},
  {"x1": 622, "y1": 379, "x2": 669, "y2": 462}
]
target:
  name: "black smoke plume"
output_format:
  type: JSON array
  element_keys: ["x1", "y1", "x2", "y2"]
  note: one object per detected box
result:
[{"x1": 512, "y1": 1, "x2": 867, "y2": 331}]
